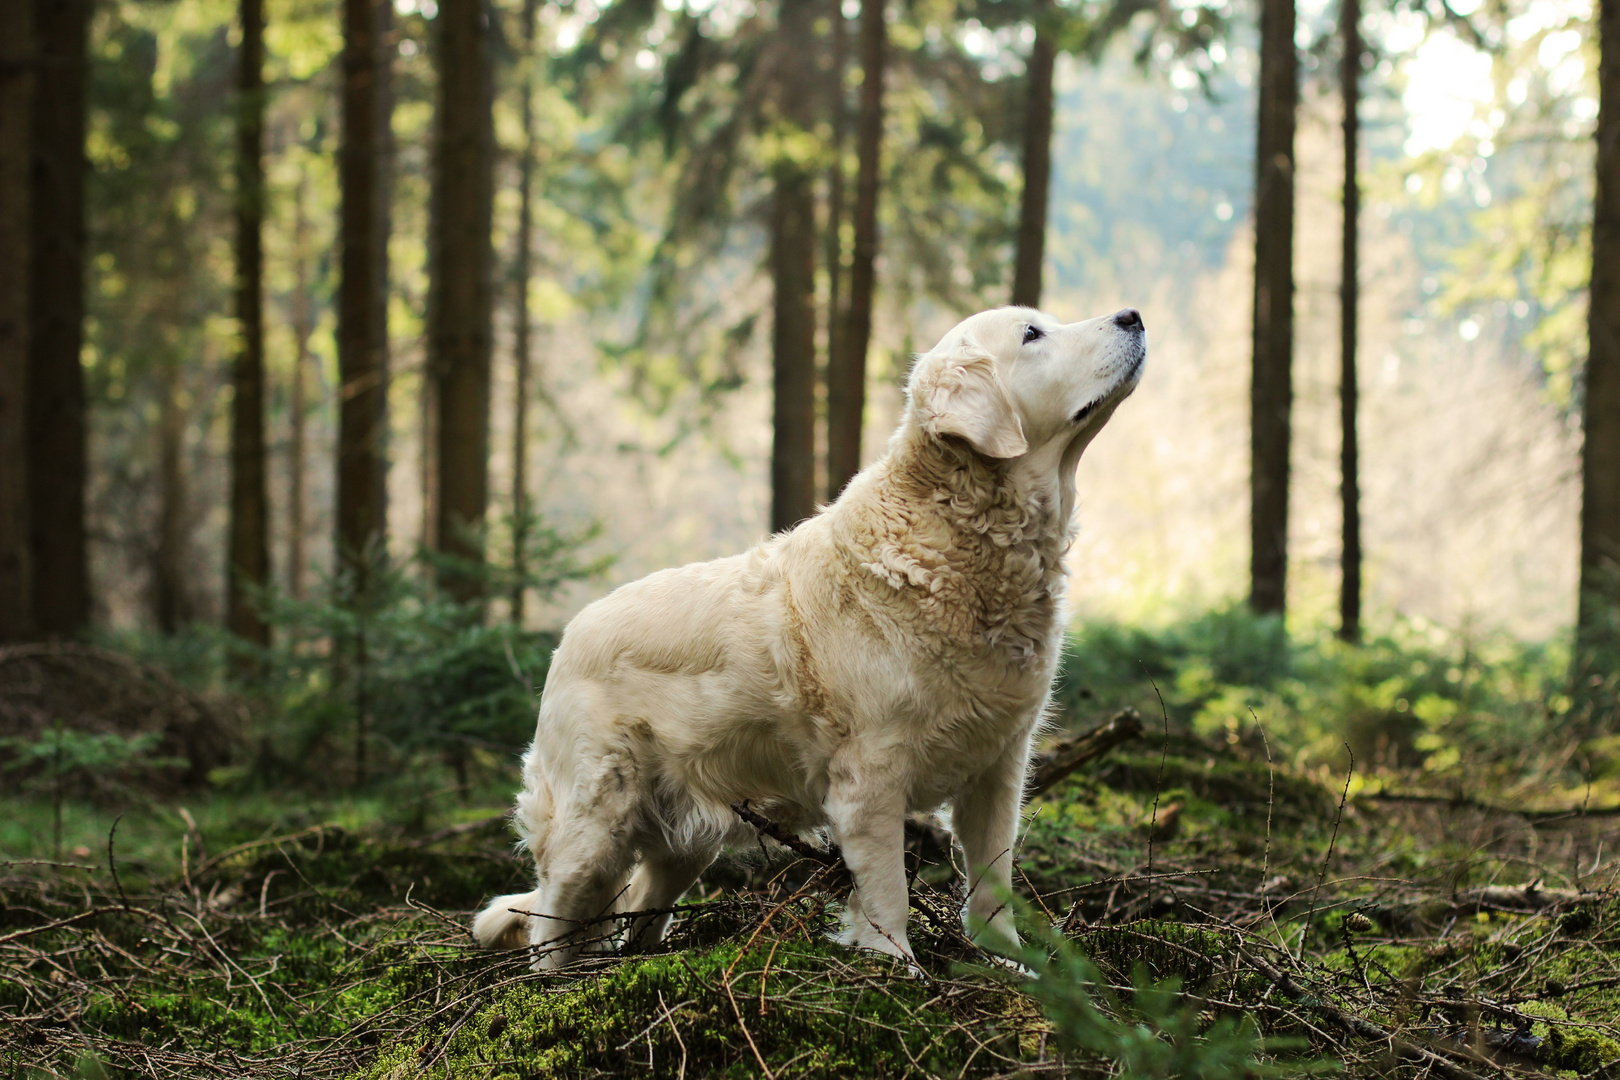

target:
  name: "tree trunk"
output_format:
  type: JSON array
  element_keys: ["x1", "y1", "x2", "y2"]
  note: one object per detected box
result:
[
  {"x1": 0, "y1": 0, "x2": 34, "y2": 641},
  {"x1": 1338, "y1": 0, "x2": 1361, "y2": 644},
  {"x1": 27, "y1": 0, "x2": 91, "y2": 639},
  {"x1": 1249, "y1": 0, "x2": 1297, "y2": 617},
  {"x1": 228, "y1": 0, "x2": 270, "y2": 650},
  {"x1": 288, "y1": 166, "x2": 313, "y2": 601},
  {"x1": 1011, "y1": 0, "x2": 1055, "y2": 309},
  {"x1": 827, "y1": 0, "x2": 885, "y2": 500},
  {"x1": 154, "y1": 360, "x2": 190, "y2": 635},
  {"x1": 823, "y1": 0, "x2": 848, "y2": 504},
  {"x1": 430, "y1": 0, "x2": 495, "y2": 602},
  {"x1": 1578, "y1": 0, "x2": 1620, "y2": 705},
  {"x1": 419, "y1": 366, "x2": 436, "y2": 551},
  {"x1": 769, "y1": 0, "x2": 819, "y2": 534},
  {"x1": 510, "y1": 0, "x2": 538, "y2": 625},
  {"x1": 336, "y1": 0, "x2": 392, "y2": 580}
]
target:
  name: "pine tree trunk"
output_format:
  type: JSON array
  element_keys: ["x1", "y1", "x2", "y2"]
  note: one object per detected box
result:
[
  {"x1": 1011, "y1": 0, "x2": 1055, "y2": 309},
  {"x1": 288, "y1": 167, "x2": 313, "y2": 601},
  {"x1": 0, "y1": 0, "x2": 33, "y2": 641},
  {"x1": 823, "y1": 0, "x2": 848, "y2": 504},
  {"x1": 336, "y1": 0, "x2": 392, "y2": 579},
  {"x1": 1249, "y1": 0, "x2": 1297, "y2": 617},
  {"x1": 827, "y1": 0, "x2": 884, "y2": 500},
  {"x1": 430, "y1": 0, "x2": 495, "y2": 602},
  {"x1": 228, "y1": 0, "x2": 270, "y2": 649},
  {"x1": 419, "y1": 368, "x2": 436, "y2": 551},
  {"x1": 1338, "y1": 0, "x2": 1361, "y2": 644},
  {"x1": 1578, "y1": 0, "x2": 1620, "y2": 703},
  {"x1": 769, "y1": 0, "x2": 818, "y2": 534},
  {"x1": 510, "y1": 0, "x2": 538, "y2": 625},
  {"x1": 27, "y1": 0, "x2": 91, "y2": 638},
  {"x1": 154, "y1": 360, "x2": 189, "y2": 635}
]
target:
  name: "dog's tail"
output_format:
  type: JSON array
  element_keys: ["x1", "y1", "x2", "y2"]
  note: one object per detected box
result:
[{"x1": 473, "y1": 890, "x2": 542, "y2": 950}]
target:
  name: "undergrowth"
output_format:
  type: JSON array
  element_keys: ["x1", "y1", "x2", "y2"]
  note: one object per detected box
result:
[{"x1": 5, "y1": 608, "x2": 1620, "y2": 1077}]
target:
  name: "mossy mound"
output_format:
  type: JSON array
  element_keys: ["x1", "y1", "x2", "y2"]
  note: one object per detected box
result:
[
  {"x1": 356, "y1": 942, "x2": 1022, "y2": 1080},
  {"x1": 200, "y1": 824, "x2": 530, "y2": 914}
]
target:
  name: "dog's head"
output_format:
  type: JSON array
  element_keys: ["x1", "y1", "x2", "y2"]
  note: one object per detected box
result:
[{"x1": 906, "y1": 305, "x2": 1146, "y2": 461}]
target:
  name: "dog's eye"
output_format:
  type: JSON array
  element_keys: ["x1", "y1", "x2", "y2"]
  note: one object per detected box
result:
[{"x1": 1022, "y1": 324, "x2": 1044, "y2": 344}]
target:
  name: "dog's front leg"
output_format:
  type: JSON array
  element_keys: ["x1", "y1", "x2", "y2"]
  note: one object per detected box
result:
[
  {"x1": 953, "y1": 725, "x2": 1033, "y2": 951},
  {"x1": 825, "y1": 777, "x2": 913, "y2": 965}
]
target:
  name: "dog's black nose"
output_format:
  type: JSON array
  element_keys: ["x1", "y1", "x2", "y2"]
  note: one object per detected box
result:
[{"x1": 1113, "y1": 308, "x2": 1143, "y2": 331}]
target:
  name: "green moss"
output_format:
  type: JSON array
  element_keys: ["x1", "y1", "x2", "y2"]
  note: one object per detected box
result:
[
  {"x1": 1540, "y1": 1026, "x2": 1620, "y2": 1073},
  {"x1": 352, "y1": 941, "x2": 1018, "y2": 1080}
]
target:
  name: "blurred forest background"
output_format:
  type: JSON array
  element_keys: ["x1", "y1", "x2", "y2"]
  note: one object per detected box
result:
[{"x1": 0, "y1": 0, "x2": 1615, "y2": 784}]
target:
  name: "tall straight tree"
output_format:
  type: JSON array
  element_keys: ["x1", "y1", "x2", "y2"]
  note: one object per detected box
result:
[
  {"x1": 824, "y1": 0, "x2": 849, "y2": 451},
  {"x1": 430, "y1": 0, "x2": 495, "y2": 599},
  {"x1": 826, "y1": 0, "x2": 886, "y2": 499},
  {"x1": 1011, "y1": 0, "x2": 1055, "y2": 308},
  {"x1": 288, "y1": 167, "x2": 314, "y2": 600},
  {"x1": 1578, "y1": 0, "x2": 1620, "y2": 703},
  {"x1": 227, "y1": 0, "x2": 270, "y2": 649},
  {"x1": 1249, "y1": 0, "x2": 1297, "y2": 616},
  {"x1": 768, "y1": 0, "x2": 819, "y2": 533},
  {"x1": 1338, "y1": 0, "x2": 1361, "y2": 643},
  {"x1": 28, "y1": 0, "x2": 92, "y2": 638},
  {"x1": 336, "y1": 0, "x2": 392, "y2": 577},
  {"x1": 509, "y1": 0, "x2": 539, "y2": 624},
  {"x1": 0, "y1": 0, "x2": 33, "y2": 641}
]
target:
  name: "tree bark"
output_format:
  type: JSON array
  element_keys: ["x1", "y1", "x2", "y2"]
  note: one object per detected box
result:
[
  {"x1": 0, "y1": 0, "x2": 34, "y2": 641},
  {"x1": 1338, "y1": 0, "x2": 1361, "y2": 644},
  {"x1": 27, "y1": 0, "x2": 91, "y2": 639},
  {"x1": 1249, "y1": 0, "x2": 1297, "y2": 617},
  {"x1": 510, "y1": 0, "x2": 538, "y2": 625},
  {"x1": 336, "y1": 0, "x2": 392, "y2": 579},
  {"x1": 1578, "y1": 0, "x2": 1620, "y2": 702},
  {"x1": 1011, "y1": 0, "x2": 1055, "y2": 309},
  {"x1": 823, "y1": 0, "x2": 848, "y2": 503},
  {"x1": 769, "y1": 0, "x2": 819, "y2": 534},
  {"x1": 154, "y1": 360, "x2": 190, "y2": 635},
  {"x1": 430, "y1": 0, "x2": 495, "y2": 602},
  {"x1": 288, "y1": 166, "x2": 313, "y2": 601},
  {"x1": 228, "y1": 0, "x2": 270, "y2": 649},
  {"x1": 827, "y1": 0, "x2": 885, "y2": 500}
]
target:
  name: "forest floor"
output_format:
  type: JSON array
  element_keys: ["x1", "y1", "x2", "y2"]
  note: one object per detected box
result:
[{"x1": 5, "y1": 705, "x2": 1620, "y2": 1080}]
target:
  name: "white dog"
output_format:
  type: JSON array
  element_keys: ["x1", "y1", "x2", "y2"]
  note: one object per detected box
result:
[{"x1": 473, "y1": 304, "x2": 1146, "y2": 967}]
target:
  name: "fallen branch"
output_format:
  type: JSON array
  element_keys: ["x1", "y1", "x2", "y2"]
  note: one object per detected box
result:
[
  {"x1": 1365, "y1": 790, "x2": 1620, "y2": 820},
  {"x1": 1025, "y1": 709, "x2": 1144, "y2": 799},
  {"x1": 0, "y1": 907, "x2": 120, "y2": 948},
  {"x1": 1453, "y1": 882, "x2": 1584, "y2": 912},
  {"x1": 406, "y1": 813, "x2": 509, "y2": 848},
  {"x1": 1243, "y1": 949, "x2": 1495, "y2": 1080},
  {"x1": 730, "y1": 802, "x2": 843, "y2": 870}
]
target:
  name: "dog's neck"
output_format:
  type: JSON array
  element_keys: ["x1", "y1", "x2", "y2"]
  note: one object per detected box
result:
[{"x1": 834, "y1": 420, "x2": 1078, "y2": 664}]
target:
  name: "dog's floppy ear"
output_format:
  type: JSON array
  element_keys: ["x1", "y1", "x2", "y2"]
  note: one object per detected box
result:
[{"x1": 909, "y1": 334, "x2": 1028, "y2": 458}]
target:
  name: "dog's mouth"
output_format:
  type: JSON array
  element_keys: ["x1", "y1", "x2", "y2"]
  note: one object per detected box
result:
[{"x1": 1070, "y1": 348, "x2": 1145, "y2": 425}]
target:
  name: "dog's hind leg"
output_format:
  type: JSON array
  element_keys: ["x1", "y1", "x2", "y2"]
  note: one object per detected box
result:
[
  {"x1": 619, "y1": 846, "x2": 715, "y2": 951},
  {"x1": 526, "y1": 749, "x2": 643, "y2": 969}
]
